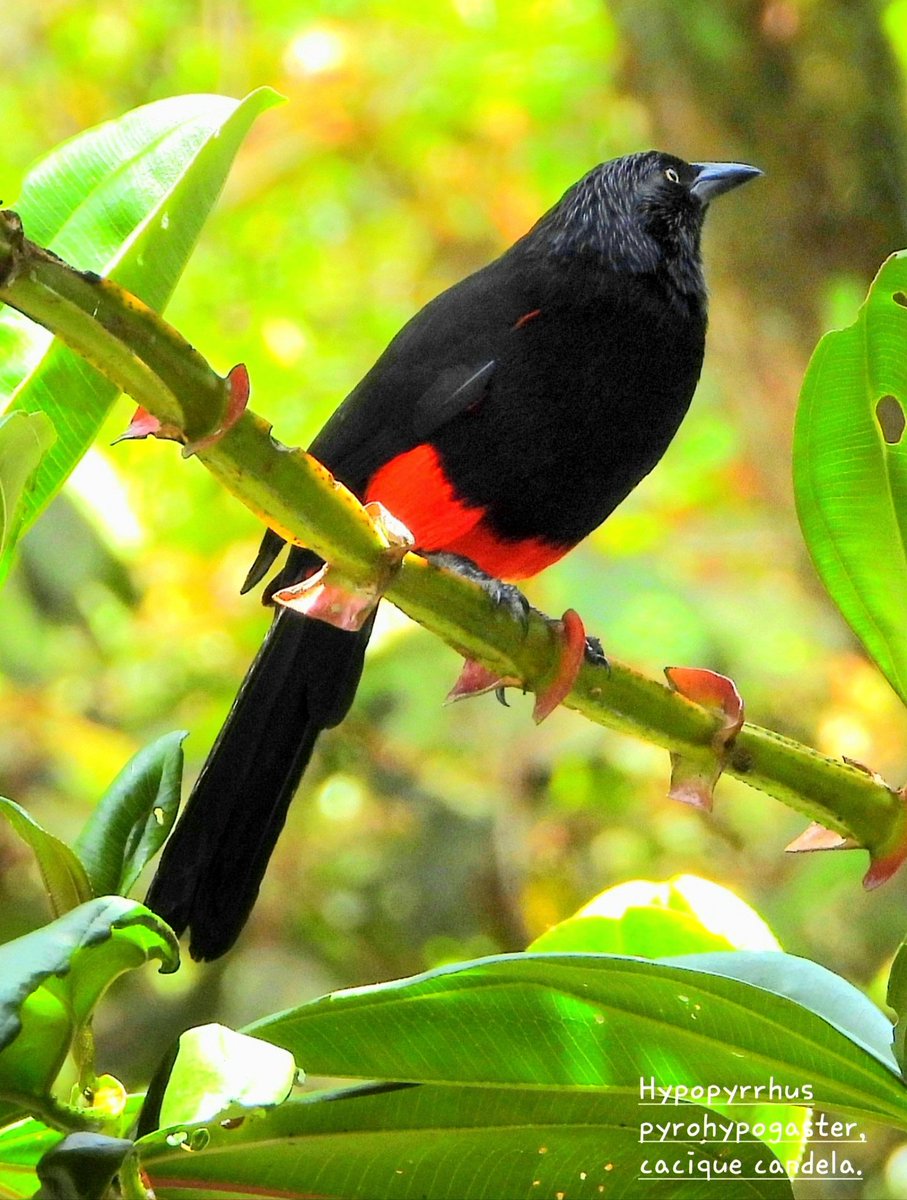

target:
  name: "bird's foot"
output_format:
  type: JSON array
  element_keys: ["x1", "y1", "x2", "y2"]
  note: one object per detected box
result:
[
  {"x1": 583, "y1": 633, "x2": 610, "y2": 671},
  {"x1": 433, "y1": 552, "x2": 530, "y2": 708},
  {"x1": 426, "y1": 552, "x2": 531, "y2": 629},
  {"x1": 431, "y1": 554, "x2": 606, "y2": 720},
  {"x1": 446, "y1": 607, "x2": 607, "y2": 721}
]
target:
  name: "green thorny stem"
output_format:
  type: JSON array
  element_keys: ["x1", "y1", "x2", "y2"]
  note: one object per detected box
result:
[{"x1": 1, "y1": 208, "x2": 905, "y2": 880}]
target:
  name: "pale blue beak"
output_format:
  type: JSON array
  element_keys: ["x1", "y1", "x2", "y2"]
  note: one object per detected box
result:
[{"x1": 690, "y1": 161, "x2": 763, "y2": 203}]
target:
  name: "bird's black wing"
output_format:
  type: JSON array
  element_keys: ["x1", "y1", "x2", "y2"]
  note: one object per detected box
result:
[
  {"x1": 241, "y1": 353, "x2": 500, "y2": 595},
  {"x1": 307, "y1": 253, "x2": 544, "y2": 489},
  {"x1": 244, "y1": 252, "x2": 545, "y2": 590},
  {"x1": 411, "y1": 359, "x2": 496, "y2": 440}
]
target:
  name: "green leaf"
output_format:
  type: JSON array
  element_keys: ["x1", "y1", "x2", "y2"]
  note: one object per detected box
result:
[
  {"x1": 0, "y1": 312, "x2": 45, "y2": 407},
  {"x1": 0, "y1": 411, "x2": 55, "y2": 567},
  {"x1": 0, "y1": 798, "x2": 93, "y2": 917},
  {"x1": 529, "y1": 874, "x2": 780, "y2": 956},
  {"x1": 657, "y1": 950, "x2": 898, "y2": 1072},
  {"x1": 530, "y1": 909, "x2": 733, "y2": 955},
  {"x1": 0, "y1": 898, "x2": 178, "y2": 1111},
  {"x1": 530, "y1": 880, "x2": 808, "y2": 1168},
  {"x1": 0, "y1": 1115, "x2": 63, "y2": 1200},
  {"x1": 888, "y1": 940, "x2": 907, "y2": 1076},
  {"x1": 0, "y1": 88, "x2": 282, "y2": 583},
  {"x1": 250, "y1": 953, "x2": 907, "y2": 1129},
  {"x1": 138, "y1": 1084, "x2": 792, "y2": 1200},
  {"x1": 75, "y1": 731, "x2": 187, "y2": 897},
  {"x1": 159, "y1": 1024, "x2": 296, "y2": 1129},
  {"x1": 794, "y1": 252, "x2": 907, "y2": 704}
]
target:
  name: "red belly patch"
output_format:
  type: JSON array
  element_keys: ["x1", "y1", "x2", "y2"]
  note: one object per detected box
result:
[{"x1": 365, "y1": 443, "x2": 569, "y2": 581}]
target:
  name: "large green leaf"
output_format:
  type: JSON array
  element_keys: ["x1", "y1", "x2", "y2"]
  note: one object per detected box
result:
[
  {"x1": 250, "y1": 952, "x2": 907, "y2": 1129},
  {"x1": 529, "y1": 878, "x2": 810, "y2": 1168},
  {"x1": 794, "y1": 252, "x2": 907, "y2": 703},
  {"x1": 75, "y1": 730, "x2": 186, "y2": 897},
  {"x1": 0, "y1": 88, "x2": 281, "y2": 583},
  {"x1": 657, "y1": 950, "x2": 897, "y2": 1070},
  {"x1": 0, "y1": 898, "x2": 178, "y2": 1113},
  {"x1": 0, "y1": 411, "x2": 55, "y2": 568},
  {"x1": 138, "y1": 1084, "x2": 792, "y2": 1200}
]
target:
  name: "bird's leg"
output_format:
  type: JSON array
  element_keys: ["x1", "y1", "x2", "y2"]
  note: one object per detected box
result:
[
  {"x1": 433, "y1": 552, "x2": 608, "y2": 720},
  {"x1": 432, "y1": 551, "x2": 530, "y2": 708},
  {"x1": 425, "y1": 551, "x2": 531, "y2": 628}
]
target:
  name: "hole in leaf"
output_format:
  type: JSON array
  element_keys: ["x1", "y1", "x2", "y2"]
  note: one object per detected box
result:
[
  {"x1": 894, "y1": 292, "x2": 907, "y2": 307},
  {"x1": 188, "y1": 1128, "x2": 210, "y2": 1151},
  {"x1": 877, "y1": 394, "x2": 905, "y2": 444}
]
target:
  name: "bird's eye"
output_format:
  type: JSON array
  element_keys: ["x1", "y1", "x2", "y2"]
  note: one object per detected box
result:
[{"x1": 664, "y1": 167, "x2": 681, "y2": 184}]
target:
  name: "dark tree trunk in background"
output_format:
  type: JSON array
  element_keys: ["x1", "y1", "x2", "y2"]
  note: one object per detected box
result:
[
  {"x1": 607, "y1": 0, "x2": 907, "y2": 499},
  {"x1": 609, "y1": 0, "x2": 907, "y2": 332}
]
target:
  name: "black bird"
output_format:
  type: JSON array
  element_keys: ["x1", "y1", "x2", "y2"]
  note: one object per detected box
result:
[{"x1": 146, "y1": 151, "x2": 761, "y2": 959}]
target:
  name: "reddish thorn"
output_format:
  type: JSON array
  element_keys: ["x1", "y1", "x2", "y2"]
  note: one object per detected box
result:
[
  {"x1": 785, "y1": 822, "x2": 856, "y2": 853},
  {"x1": 273, "y1": 566, "x2": 378, "y2": 632},
  {"x1": 667, "y1": 757, "x2": 715, "y2": 812},
  {"x1": 227, "y1": 362, "x2": 250, "y2": 414},
  {"x1": 533, "y1": 608, "x2": 586, "y2": 724},
  {"x1": 663, "y1": 667, "x2": 743, "y2": 813},
  {"x1": 864, "y1": 844, "x2": 907, "y2": 889},
  {"x1": 864, "y1": 795, "x2": 907, "y2": 888},
  {"x1": 182, "y1": 362, "x2": 251, "y2": 456},
  {"x1": 445, "y1": 660, "x2": 515, "y2": 704},
  {"x1": 665, "y1": 666, "x2": 744, "y2": 745},
  {"x1": 363, "y1": 501, "x2": 415, "y2": 555},
  {"x1": 112, "y1": 406, "x2": 183, "y2": 444},
  {"x1": 114, "y1": 406, "x2": 159, "y2": 442}
]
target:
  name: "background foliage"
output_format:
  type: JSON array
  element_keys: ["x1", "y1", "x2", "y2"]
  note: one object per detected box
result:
[{"x1": 3, "y1": 2, "x2": 907, "y2": 1193}]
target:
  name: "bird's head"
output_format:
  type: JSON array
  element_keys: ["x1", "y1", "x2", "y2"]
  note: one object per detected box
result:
[{"x1": 530, "y1": 150, "x2": 762, "y2": 299}]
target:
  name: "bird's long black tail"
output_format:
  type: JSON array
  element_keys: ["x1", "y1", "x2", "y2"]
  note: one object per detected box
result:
[{"x1": 145, "y1": 598, "x2": 372, "y2": 961}]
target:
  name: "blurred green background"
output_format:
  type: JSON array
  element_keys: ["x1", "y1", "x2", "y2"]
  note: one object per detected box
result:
[{"x1": 3, "y1": 1, "x2": 907, "y2": 1192}]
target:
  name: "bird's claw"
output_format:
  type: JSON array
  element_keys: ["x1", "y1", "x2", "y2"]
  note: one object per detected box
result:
[
  {"x1": 583, "y1": 634, "x2": 610, "y2": 673},
  {"x1": 432, "y1": 553, "x2": 605, "y2": 720},
  {"x1": 487, "y1": 578, "x2": 531, "y2": 630},
  {"x1": 426, "y1": 552, "x2": 531, "y2": 631}
]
